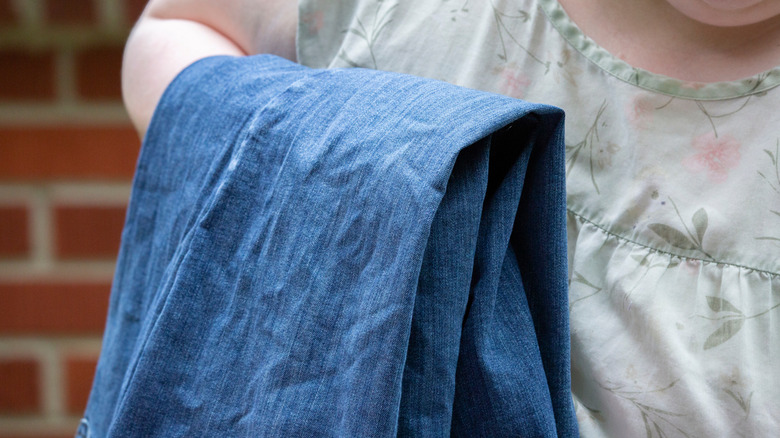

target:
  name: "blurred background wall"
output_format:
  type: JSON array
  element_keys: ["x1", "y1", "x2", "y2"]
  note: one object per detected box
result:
[{"x1": 0, "y1": 0, "x2": 146, "y2": 436}]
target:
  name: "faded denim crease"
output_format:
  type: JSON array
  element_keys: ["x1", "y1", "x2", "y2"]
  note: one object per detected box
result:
[{"x1": 80, "y1": 55, "x2": 577, "y2": 437}]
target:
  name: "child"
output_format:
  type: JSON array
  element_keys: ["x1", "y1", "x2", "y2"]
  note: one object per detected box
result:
[{"x1": 123, "y1": 0, "x2": 780, "y2": 435}]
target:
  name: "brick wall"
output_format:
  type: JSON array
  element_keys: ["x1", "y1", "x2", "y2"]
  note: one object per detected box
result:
[{"x1": 0, "y1": 1, "x2": 146, "y2": 436}]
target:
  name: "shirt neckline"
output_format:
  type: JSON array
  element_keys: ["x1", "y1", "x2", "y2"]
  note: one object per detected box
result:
[{"x1": 538, "y1": 0, "x2": 780, "y2": 100}]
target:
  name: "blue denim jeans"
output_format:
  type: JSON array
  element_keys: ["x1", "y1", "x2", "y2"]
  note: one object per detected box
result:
[{"x1": 81, "y1": 55, "x2": 577, "y2": 437}]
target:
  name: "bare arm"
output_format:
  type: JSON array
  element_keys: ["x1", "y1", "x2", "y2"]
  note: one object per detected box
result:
[{"x1": 122, "y1": 0, "x2": 297, "y2": 136}]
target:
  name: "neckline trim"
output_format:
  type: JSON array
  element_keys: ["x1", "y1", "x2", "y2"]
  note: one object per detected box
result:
[{"x1": 538, "y1": 0, "x2": 780, "y2": 100}]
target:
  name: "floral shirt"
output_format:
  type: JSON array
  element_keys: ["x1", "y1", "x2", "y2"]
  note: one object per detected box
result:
[{"x1": 297, "y1": 0, "x2": 780, "y2": 436}]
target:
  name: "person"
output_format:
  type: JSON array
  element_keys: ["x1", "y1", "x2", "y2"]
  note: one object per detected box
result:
[{"x1": 122, "y1": 0, "x2": 780, "y2": 436}]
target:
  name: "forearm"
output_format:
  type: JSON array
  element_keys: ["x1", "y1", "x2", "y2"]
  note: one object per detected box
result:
[
  {"x1": 121, "y1": 16, "x2": 248, "y2": 136},
  {"x1": 121, "y1": 0, "x2": 297, "y2": 137}
]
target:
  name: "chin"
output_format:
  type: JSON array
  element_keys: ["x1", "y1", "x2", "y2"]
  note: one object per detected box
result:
[
  {"x1": 701, "y1": 0, "x2": 765, "y2": 11},
  {"x1": 666, "y1": 0, "x2": 780, "y2": 26}
]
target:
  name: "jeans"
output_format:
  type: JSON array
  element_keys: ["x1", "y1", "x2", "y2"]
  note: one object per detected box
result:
[{"x1": 80, "y1": 55, "x2": 577, "y2": 437}]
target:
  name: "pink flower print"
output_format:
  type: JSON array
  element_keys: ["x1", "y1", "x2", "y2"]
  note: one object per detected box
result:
[
  {"x1": 500, "y1": 69, "x2": 531, "y2": 98},
  {"x1": 301, "y1": 11, "x2": 324, "y2": 35},
  {"x1": 626, "y1": 94, "x2": 655, "y2": 129},
  {"x1": 682, "y1": 133, "x2": 741, "y2": 183},
  {"x1": 681, "y1": 258, "x2": 701, "y2": 276}
]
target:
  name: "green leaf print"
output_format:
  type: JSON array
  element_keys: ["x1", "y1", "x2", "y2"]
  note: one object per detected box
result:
[
  {"x1": 348, "y1": 27, "x2": 367, "y2": 40},
  {"x1": 568, "y1": 270, "x2": 603, "y2": 311},
  {"x1": 631, "y1": 253, "x2": 651, "y2": 267},
  {"x1": 648, "y1": 198, "x2": 713, "y2": 259},
  {"x1": 647, "y1": 224, "x2": 698, "y2": 251},
  {"x1": 756, "y1": 140, "x2": 780, "y2": 194},
  {"x1": 490, "y1": 2, "x2": 549, "y2": 70},
  {"x1": 723, "y1": 388, "x2": 753, "y2": 417},
  {"x1": 762, "y1": 148, "x2": 775, "y2": 164},
  {"x1": 630, "y1": 252, "x2": 680, "y2": 269},
  {"x1": 746, "y1": 71, "x2": 771, "y2": 93},
  {"x1": 599, "y1": 379, "x2": 690, "y2": 438},
  {"x1": 702, "y1": 296, "x2": 746, "y2": 350},
  {"x1": 642, "y1": 412, "x2": 653, "y2": 438},
  {"x1": 699, "y1": 295, "x2": 780, "y2": 350},
  {"x1": 692, "y1": 208, "x2": 708, "y2": 244},
  {"x1": 565, "y1": 101, "x2": 611, "y2": 194},
  {"x1": 758, "y1": 210, "x2": 780, "y2": 241},
  {"x1": 338, "y1": 1, "x2": 398, "y2": 69},
  {"x1": 755, "y1": 140, "x2": 780, "y2": 243},
  {"x1": 694, "y1": 97, "x2": 752, "y2": 138},
  {"x1": 703, "y1": 318, "x2": 745, "y2": 350},
  {"x1": 621, "y1": 253, "x2": 679, "y2": 308},
  {"x1": 705, "y1": 296, "x2": 743, "y2": 314}
]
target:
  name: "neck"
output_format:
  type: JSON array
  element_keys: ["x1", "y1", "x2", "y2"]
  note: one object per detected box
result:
[{"x1": 557, "y1": 0, "x2": 780, "y2": 82}]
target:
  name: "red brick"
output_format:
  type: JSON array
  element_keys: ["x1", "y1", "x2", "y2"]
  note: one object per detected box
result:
[
  {"x1": 0, "y1": 282, "x2": 110, "y2": 335},
  {"x1": 54, "y1": 205, "x2": 126, "y2": 259},
  {"x1": 124, "y1": 0, "x2": 148, "y2": 24},
  {"x1": 0, "y1": 432, "x2": 76, "y2": 438},
  {"x1": 0, "y1": 126, "x2": 140, "y2": 181},
  {"x1": 0, "y1": 205, "x2": 29, "y2": 257},
  {"x1": 0, "y1": 50, "x2": 56, "y2": 101},
  {"x1": 0, "y1": 358, "x2": 41, "y2": 413},
  {"x1": 65, "y1": 355, "x2": 97, "y2": 414},
  {"x1": 44, "y1": 0, "x2": 96, "y2": 25},
  {"x1": 76, "y1": 46, "x2": 124, "y2": 100},
  {"x1": 0, "y1": 0, "x2": 16, "y2": 24}
]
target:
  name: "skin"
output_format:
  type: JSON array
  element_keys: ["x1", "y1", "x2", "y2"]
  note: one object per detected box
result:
[
  {"x1": 557, "y1": 0, "x2": 780, "y2": 81},
  {"x1": 668, "y1": 0, "x2": 780, "y2": 25},
  {"x1": 121, "y1": 0, "x2": 297, "y2": 136},
  {"x1": 122, "y1": 0, "x2": 780, "y2": 136}
]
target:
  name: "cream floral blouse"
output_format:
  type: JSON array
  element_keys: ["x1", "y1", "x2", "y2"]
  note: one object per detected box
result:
[{"x1": 297, "y1": 0, "x2": 780, "y2": 435}]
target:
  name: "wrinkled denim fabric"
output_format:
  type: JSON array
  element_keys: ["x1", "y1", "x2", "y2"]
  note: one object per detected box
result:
[{"x1": 80, "y1": 55, "x2": 576, "y2": 437}]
